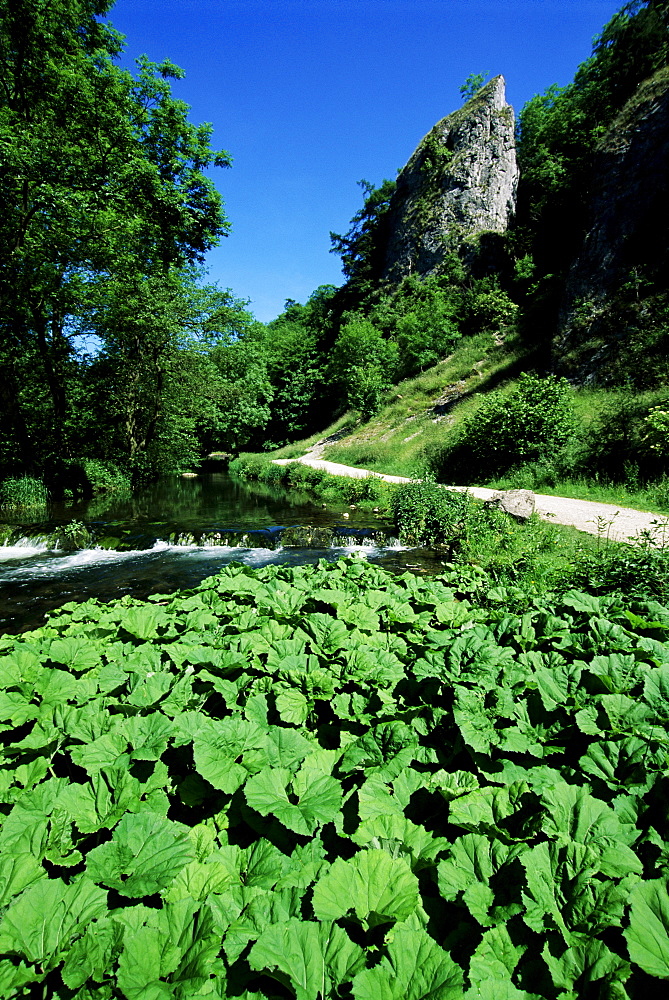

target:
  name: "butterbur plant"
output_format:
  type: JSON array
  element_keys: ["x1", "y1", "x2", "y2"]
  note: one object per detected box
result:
[{"x1": 0, "y1": 558, "x2": 668, "y2": 997}]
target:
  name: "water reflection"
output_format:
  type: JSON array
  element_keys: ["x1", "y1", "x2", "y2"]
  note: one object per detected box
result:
[{"x1": 0, "y1": 472, "x2": 444, "y2": 635}]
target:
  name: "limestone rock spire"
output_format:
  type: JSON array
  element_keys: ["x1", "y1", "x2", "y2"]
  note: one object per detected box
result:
[{"x1": 382, "y1": 75, "x2": 519, "y2": 282}]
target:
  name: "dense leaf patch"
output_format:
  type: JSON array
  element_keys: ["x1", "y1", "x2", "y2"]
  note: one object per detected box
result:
[{"x1": 0, "y1": 557, "x2": 669, "y2": 997}]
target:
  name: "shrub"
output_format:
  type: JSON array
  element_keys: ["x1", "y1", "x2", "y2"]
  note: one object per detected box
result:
[
  {"x1": 462, "y1": 373, "x2": 574, "y2": 477},
  {"x1": 573, "y1": 540, "x2": 669, "y2": 601},
  {"x1": 81, "y1": 459, "x2": 131, "y2": 496},
  {"x1": 642, "y1": 404, "x2": 669, "y2": 460},
  {"x1": 0, "y1": 477, "x2": 48, "y2": 509},
  {"x1": 391, "y1": 480, "x2": 506, "y2": 552}
]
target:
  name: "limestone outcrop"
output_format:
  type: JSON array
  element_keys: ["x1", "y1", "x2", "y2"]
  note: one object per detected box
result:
[
  {"x1": 382, "y1": 76, "x2": 519, "y2": 283},
  {"x1": 556, "y1": 67, "x2": 669, "y2": 379},
  {"x1": 487, "y1": 489, "x2": 536, "y2": 522}
]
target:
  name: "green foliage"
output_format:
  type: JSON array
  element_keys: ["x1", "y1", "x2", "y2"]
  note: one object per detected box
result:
[
  {"x1": 0, "y1": 0, "x2": 229, "y2": 481},
  {"x1": 0, "y1": 557, "x2": 669, "y2": 994},
  {"x1": 80, "y1": 460, "x2": 131, "y2": 496},
  {"x1": 460, "y1": 373, "x2": 574, "y2": 476},
  {"x1": 371, "y1": 275, "x2": 463, "y2": 377},
  {"x1": 420, "y1": 130, "x2": 453, "y2": 176},
  {"x1": 573, "y1": 526, "x2": 669, "y2": 599},
  {"x1": 516, "y1": 0, "x2": 669, "y2": 342},
  {"x1": 642, "y1": 405, "x2": 669, "y2": 459},
  {"x1": 230, "y1": 454, "x2": 390, "y2": 509},
  {"x1": 391, "y1": 480, "x2": 480, "y2": 548},
  {"x1": 330, "y1": 178, "x2": 396, "y2": 296},
  {"x1": 329, "y1": 315, "x2": 398, "y2": 418},
  {"x1": 208, "y1": 336, "x2": 274, "y2": 453},
  {"x1": 257, "y1": 287, "x2": 338, "y2": 447},
  {"x1": 459, "y1": 72, "x2": 489, "y2": 102},
  {"x1": 391, "y1": 480, "x2": 576, "y2": 592},
  {"x1": 0, "y1": 477, "x2": 48, "y2": 510},
  {"x1": 85, "y1": 272, "x2": 253, "y2": 482}
]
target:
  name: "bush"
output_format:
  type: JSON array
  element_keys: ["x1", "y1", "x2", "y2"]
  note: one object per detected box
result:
[
  {"x1": 81, "y1": 459, "x2": 131, "y2": 496},
  {"x1": 641, "y1": 404, "x2": 669, "y2": 460},
  {"x1": 461, "y1": 373, "x2": 574, "y2": 477},
  {"x1": 574, "y1": 539, "x2": 669, "y2": 601},
  {"x1": 0, "y1": 477, "x2": 48, "y2": 509},
  {"x1": 391, "y1": 480, "x2": 508, "y2": 553}
]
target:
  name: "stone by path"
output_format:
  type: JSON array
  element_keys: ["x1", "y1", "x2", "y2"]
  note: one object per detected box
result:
[{"x1": 272, "y1": 456, "x2": 669, "y2": 545}]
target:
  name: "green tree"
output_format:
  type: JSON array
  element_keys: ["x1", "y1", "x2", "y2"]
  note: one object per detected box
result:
[
  {"x1": 0, "y1": 0, "x2": 230, "y2": 483},
  {"x1": 330, "y1": 179, "x2": 396, "y2": 300},
  {"x1": 329, "y1": 315, "x2": 398, "y2": 419},
  {"x1": 459, "y1": 72, "x2": 489, "y2": 102},
  {"x1": 254, "y1": 286, "x2": 339, "y2": 447},
  {"x1": 516, "y1": 0, "x2": 669, "y2": 302},
  {"x1": 370, "y1": 274, "x2": 463, "y2": 376}
]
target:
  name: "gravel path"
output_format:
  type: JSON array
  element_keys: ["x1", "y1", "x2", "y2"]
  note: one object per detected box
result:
[{"x1": 273, "y1": 456, "x2": 669, "y2": 545}]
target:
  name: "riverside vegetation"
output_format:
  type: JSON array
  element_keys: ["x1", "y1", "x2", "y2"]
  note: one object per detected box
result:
[
  {"x1": 4, "y1": 2, "x2": 669, "y2": 997},
  {"x1": 3, "y1": 556, "x2": 669, "y2": 997},
  {"x1": 4, "y1": 1, "x2": 669, "y2": 510}
]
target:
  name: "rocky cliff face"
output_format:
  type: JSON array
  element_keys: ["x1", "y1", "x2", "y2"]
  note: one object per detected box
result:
[
  {"x1": 556, "y1": 67, "x2": 669, "y2": 381},
  {"x1": 382, "y1": 76, "x2": 519, "y2": 283}
]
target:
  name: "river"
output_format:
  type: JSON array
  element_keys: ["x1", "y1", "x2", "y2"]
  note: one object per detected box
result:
[{"x1": 0, "y1": 471, "x2": 443, "y2": 635}]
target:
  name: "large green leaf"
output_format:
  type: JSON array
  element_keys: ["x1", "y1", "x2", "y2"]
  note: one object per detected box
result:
[
  {"x1": 352, "y1": 919, "x2": 463, "y2": 999},
  {"x1": 86, "y1": 813, "x2": 194, "y2": 897},
  {"x1": 624, "y1": 878, "x2": 669, "y2": 978},
  {"x1": 275, "y1": 687, "x2": 309, "y2": 725},
  {"x1": 465, "y1": 984, "x2": 542, "y2": 1000},
  {"x1": 70, "y1": 732, "x2": 130, "y2": 774},
  {"x1": 119, "y1": 605, "x2": 170, "y2": 640},
  {"x1": 244, "y1": 765, "x2": 342, "y2": 836},
  {"x1": 60, "y1": 915, "x2": 120, "y2": 990},
  {"x1": 352, "y1": 812, "x2": 449, "y2": 869},
  {"x1": 312, "y1": 849, "x2": 420, "y2": 927},
  {"x1": 35, "y1": 666, "x2": 84, "y2": 705},
  {"x1": 542, "y1": 938, "x2": 631, "y2": 993},
  {"x1": 48, "y1": 636, "x2": 102, "y2": 672},
  {"x1": 0, "y1": 876, "x2": 107, "y2": 968},
  {"x1": 521, "y1": 842, "x2": 573, "y2": 942},
  {"x1": 0, "y1": 853, "x2": 47, "y2": 907},
  {"x1": 116, "y1": 899, "x2": 221, "y2": 1000},
  {"x1": 467, "y1": 924, "x2": 525, "y2": 986},
  {"x1": 124, "y1": 713, "x2": 174, "y2": 762},
  {"x1": 193, "y1": 717, "x2": 268, "y2": 793},
  {"x1": 221, "y1": 887, "x2": 303, "y2": 965},
  {"x1": 249, "y1": 917, "x2": 365, "y2": 1000},
  {"x1": 339, "y1": 721, "x2": 417, "y2": 780}
]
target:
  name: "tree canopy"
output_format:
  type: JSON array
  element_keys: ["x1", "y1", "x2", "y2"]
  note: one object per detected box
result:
[{"x1": 0, "y1": 0, "x2": 231, "y2": 485}]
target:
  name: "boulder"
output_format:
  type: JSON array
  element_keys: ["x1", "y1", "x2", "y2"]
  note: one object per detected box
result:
[{"x1": 488, "y1": 489, "x2": 535, "y2": 521}]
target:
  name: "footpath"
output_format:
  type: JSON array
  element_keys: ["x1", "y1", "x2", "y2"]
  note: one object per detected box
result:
[{"x1": 273, "y1": 456, "x2": 669, "y2": 545}]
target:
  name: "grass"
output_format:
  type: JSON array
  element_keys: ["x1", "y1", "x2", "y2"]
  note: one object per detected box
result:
[
  {"x1": 230, "y1": 453, "x2": 395, "y2": 514},
  {"x1": 81, "y1": 459, "x2": 131, "y2": 496},
  {"x1": 266, "y1": 413, "x2": 357, "y2": 461},
  {"x1": 232, "y1": 457, "x2": 667, "y2": 601},
  {"x1": 241, "y1": 331, "x2": 669, "y2": 515},
  {"x1": 319, "y1": 332, "x2": 524, "y2": 477},
  {"x1": 488, "y1": 470, "x2": 669, "y2": 516},
  {"x1": 0, "y1": 476, "x2": 49, "y2": 510}
]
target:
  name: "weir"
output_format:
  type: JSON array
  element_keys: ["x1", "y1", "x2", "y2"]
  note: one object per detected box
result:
[{"x1": 1, "y1": 522, "x2": 399, "y2": 554}]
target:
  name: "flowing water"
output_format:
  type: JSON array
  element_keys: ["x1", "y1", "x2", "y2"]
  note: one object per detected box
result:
[{"x1": 0, "y1": 472, "x2": 444, "y2": 635}]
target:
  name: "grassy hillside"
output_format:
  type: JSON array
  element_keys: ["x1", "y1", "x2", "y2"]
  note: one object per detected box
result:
[{"x1": 265, "y1": 332, "x2": 669, "y2": 515}]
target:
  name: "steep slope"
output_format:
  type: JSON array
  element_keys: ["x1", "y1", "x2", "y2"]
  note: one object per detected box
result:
[{"x1": 556, "y1": 66, "x2": 669, "y2": 382}]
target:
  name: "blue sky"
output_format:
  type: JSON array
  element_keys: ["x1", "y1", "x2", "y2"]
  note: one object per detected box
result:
[{"x1": 108, "y1": 0, "x2": 623, "y2": 322}]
